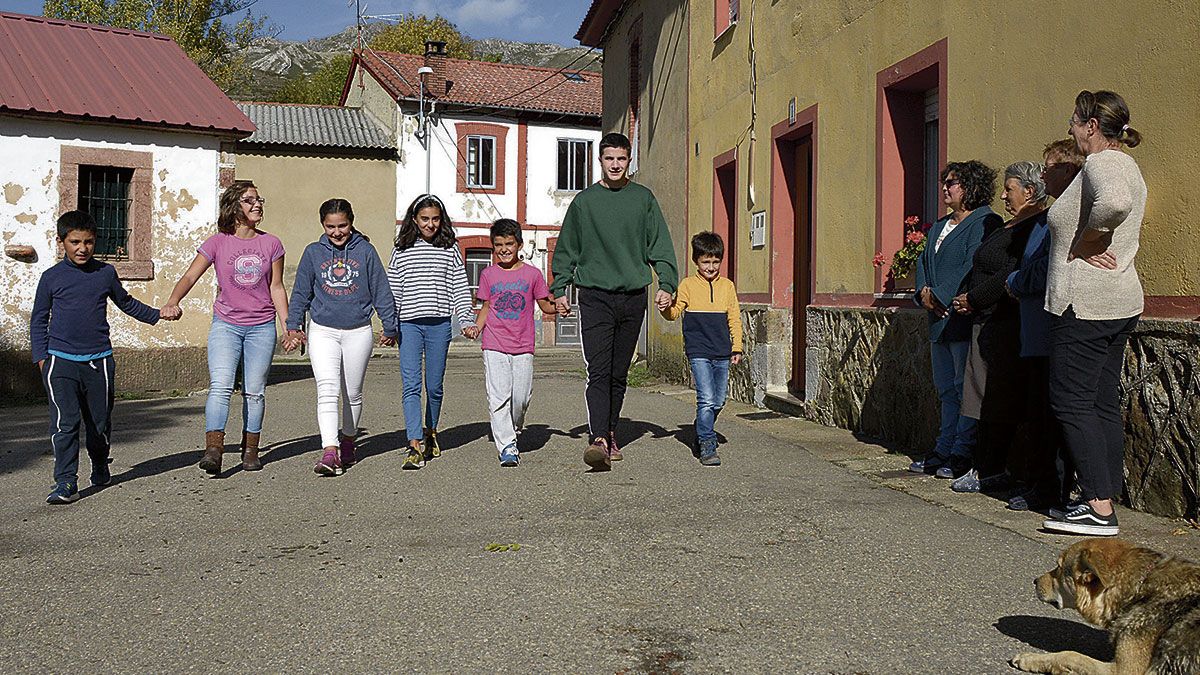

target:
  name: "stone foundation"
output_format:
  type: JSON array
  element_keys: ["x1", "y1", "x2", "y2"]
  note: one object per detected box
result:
[
  {"x1": 803, "y1": 307, "x2": 1200, "y2": 519},
  {"x1": 1, "y1": 346, "x2": 209, "y2": 404}
]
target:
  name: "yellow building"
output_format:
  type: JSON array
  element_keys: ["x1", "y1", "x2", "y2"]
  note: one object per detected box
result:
[{"x1": 579, "y1": 0, "x2": 1200, "y2": 517}]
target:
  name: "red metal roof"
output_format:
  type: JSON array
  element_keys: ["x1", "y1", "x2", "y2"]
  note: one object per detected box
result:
[
  {"x1": 350, "y1": 49, "x2": 601, "y2": 119},
  {"x1": 0, "y1": 12, "x2": 254, "y2": 136}
]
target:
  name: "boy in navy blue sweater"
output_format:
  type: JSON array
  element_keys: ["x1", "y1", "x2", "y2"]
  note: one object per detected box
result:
[{"x1": 30, "y1": 211, "x2": 172, "y2": 504}]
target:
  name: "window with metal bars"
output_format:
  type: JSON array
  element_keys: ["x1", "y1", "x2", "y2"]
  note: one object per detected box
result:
[
  {"x1": 465, "y1": 248, "x2": 492, "y2": 305},
  {"x1": 78, "y1": 165, "x2": 133, "y2": 260},
  {"x1": 466, "y1": 136, "x2": 496, "y2": 189},
  {"x1": 557, "y1": 139, "x2": 593, "y2": 191}
]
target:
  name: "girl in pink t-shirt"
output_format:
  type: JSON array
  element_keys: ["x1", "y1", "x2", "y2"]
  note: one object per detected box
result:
[
  {"x1": 164, "y1": 181, "x2": 289, "y2": 475},
  {"x1": 470, "y1": 219, "x2": 556, "y2": 467}
]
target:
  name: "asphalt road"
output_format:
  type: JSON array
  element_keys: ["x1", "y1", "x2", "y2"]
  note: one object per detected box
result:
[{"x1": 0, "y1": 351, "x2": 1160, "y2": 673}]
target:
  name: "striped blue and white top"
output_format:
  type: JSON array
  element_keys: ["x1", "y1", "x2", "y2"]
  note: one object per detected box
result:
[{"x1": 387, "y1": 239, "x2": 474, "y2": 326}]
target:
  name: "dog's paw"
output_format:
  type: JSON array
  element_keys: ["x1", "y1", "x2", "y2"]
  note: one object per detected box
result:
[{"x1": 1010, "y1": 652, "x2": 1048, "y2": 673}]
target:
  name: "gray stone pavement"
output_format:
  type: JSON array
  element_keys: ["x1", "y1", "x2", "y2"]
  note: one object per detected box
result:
[{"x1": 2, "y1": 350, "x2": 1198, "y2": 673}]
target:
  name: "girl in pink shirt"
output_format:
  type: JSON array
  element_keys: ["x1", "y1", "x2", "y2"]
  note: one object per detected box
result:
[{"x1": 164, "y1": 181, "x2": 289, "y2": 475}]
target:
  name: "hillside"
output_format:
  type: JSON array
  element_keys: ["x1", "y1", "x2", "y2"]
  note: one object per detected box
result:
[{"x1": 230, "y1": 25, "x2": 598, "y2": 101}]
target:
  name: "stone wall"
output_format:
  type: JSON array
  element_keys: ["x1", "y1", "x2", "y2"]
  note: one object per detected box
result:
[
  {"x1": 1, "y1": 346, "x2": 209, "y2": 404},
  {"x1": 647, "y1": 305, "x2": 793, "y2": 408},
  {"x1": 803, "y1": 307, "x2": 1200, "y2": 519}
]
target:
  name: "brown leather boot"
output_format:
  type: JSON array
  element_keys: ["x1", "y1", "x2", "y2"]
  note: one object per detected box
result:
[
  {"x1": 241, "y1": 431, "x2": 263, "y2": 471},
  {"x1": 199, "y1": 431, "x2": 224, "y2": 474}
]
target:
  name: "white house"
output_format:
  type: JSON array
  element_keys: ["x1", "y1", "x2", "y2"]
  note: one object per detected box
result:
[
  {"x1": 0, "y1": 11, "x2": 255, "y2": 397},
  {"x1": 341, "y1": 42, "x2": 603, "y2": 346}
]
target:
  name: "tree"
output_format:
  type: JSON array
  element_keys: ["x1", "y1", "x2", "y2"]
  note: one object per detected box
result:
[
  {"x1": 42, "y1": 0, "x2": 272, "y2": 93},
  {"x1": 274, "y1": 53, "x2": 352, "y2": 106},
  {"x1": 367, "y1": 14, "x2": 474, "y2": 59}
]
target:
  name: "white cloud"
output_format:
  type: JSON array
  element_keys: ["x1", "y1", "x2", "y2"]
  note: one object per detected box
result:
[{"x1": 375, "y1": 0, "x2": 542, "y2": 34}]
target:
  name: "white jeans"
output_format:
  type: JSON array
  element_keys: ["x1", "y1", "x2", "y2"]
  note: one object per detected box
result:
[
  {"x1": 482, "y1": 350, "x2": 534, "y2": 454},
  {"x1": 307, "y1": 322, "x2": 374, "y2": 448}
]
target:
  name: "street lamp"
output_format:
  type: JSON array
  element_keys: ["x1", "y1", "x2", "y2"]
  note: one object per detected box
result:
[{"x1": 417, "y1": 65, "x2": 433, "y2": 194}]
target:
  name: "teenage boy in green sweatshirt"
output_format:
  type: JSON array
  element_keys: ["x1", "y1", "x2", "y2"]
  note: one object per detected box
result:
[{"x1": 550, "y1": 132, "x2": 679, "y2": 471}]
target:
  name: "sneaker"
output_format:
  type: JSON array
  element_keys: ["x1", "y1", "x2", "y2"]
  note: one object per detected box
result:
[
  {"x1": 950, "y1": 469, "x2": 981, "y2": 493},
  {"x1": 1007, "y1": 489, "x2": 1058, "y2": 512},
  {"x1": 314, "y1": 448, "x2": 343, "y2": 476},
  {"x1": 46, "y1": 482, "x2": 79, "y2": 504},
  {"x1": 339, "y1": 435, "x2": 357, "y2": 468},
  {"x1": 699, "y1": 448, "x2": 721, "y2": 466},
  {"x1": 90, "y1": 458, "x2": 111, "y2": 487},
  {"x1": 424, "y1": 429, "x2": 441, "y2": 460},
  {"x1": 583, "y1": 437, "x2": 611, "y2": 471},
  {"x1": 1048, "y1": 499, "x2": 1086, "y2": 520},
  {"x1": 934, "y1": 458, "x2": 969, "y2": 479},
  {"x1": 608, "y1": 433, "x2": 623, "y2": 462},
  {"x1": 908, "y1": 453, "x2": 947, "y2": 474},
  {"x1": 499, "y1": 445, "x2": 519, "y2": 468},
  {"x1": 1042, "y1": 503, "x2": 1119, "y2": 536},
  {"x1": 402, "y1": 446, "x2": 424, "y2": 470}
]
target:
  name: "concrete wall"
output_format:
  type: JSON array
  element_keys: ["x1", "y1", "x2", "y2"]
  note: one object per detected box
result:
[
  {"x1": 687, "y1": 0, "x2": 1200, "y2": 303},
  {"x1": 1, "y1": 117, "x2": 224, "y2": 396},
  {"x1": 524, "y1": 123, "x2": 602, "y2": 227},
  {"x1": 597, "y1": 1, "x2": 692, "y2": 375},
  {"x1": 232, "y1": 151, "x2": 398, "y2": 285}
]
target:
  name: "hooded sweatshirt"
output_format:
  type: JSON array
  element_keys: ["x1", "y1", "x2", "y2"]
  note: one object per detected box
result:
[{"x1": 287, "y1": 231, "x2": 397, "y2": 335}]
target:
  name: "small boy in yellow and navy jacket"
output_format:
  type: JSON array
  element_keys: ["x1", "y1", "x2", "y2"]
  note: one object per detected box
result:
[{"x1": 661, "y1": 232, "x2": 743, "y2": 465}]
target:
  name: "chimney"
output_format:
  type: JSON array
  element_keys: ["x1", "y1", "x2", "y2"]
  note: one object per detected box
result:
[{"x1": 423, "y1": 40, "x2": 449, "y2": 97}]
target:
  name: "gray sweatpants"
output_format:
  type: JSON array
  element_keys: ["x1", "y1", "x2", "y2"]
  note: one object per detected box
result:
[{"x1": 482, "y1": 349, "x2": 534, "y2": 455}]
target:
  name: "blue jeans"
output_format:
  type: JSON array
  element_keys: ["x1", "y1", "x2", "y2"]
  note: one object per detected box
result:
[
  {"x1": 205, "y1": 317, "x2": 276, "y2": 434},
  {"x1": 399, "y1": 318, "x2": 452, "y2": 442},
  {"x1": 930, "y1": 340, "x2": 977, "y2": 461},
  {"x1": 689, "y1": 357, "x2": 730, "y2": 451}
]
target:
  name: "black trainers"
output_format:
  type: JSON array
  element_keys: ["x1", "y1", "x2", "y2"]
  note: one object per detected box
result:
[
  {"x1": 1042, "y1": 503, "x2": 1119, "y2": 536},
  {"x1": 90, "y1": 457, "x2": 112, "y2": 487}
]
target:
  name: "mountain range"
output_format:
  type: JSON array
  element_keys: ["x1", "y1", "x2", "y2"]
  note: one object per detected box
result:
[{"x1": 233, "y1": 24, "x2": 599, "y2": 101}]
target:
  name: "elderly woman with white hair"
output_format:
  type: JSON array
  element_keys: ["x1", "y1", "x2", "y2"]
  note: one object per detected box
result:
[{"x1": 947, "y1": 160, "x2": 1047, "y2": 494}]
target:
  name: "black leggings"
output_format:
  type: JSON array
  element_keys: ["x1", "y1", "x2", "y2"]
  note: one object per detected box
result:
[{"x1": 1048, "y1": 307, "x2": 1138, "y2": 501}]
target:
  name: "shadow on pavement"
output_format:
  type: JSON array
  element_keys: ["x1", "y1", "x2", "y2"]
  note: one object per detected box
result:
[
  {"x1": 2, "y1": 398, "x2": 198, "y2": 475},
  {"x1": 993, "y1": 615, "x2": 1112, "y2": 660}
]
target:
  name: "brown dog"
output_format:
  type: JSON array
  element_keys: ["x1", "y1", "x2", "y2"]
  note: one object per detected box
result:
[{"x1": 1010, "y1": 538, "x2": 1200, "y2": 674}]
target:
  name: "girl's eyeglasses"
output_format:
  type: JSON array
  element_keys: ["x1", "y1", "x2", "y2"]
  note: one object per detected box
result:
[
  {"x1": 241, "y1": 197, "x2": 266, "y2": 205},
  {"x1": 942, "y1": 179, "x2": 962, "y2": 188}
]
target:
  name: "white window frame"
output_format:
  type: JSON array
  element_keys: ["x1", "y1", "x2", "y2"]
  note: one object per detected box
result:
[
  {"x1": 557, "y1": 138, "x2": 593, "y2": 191},
  {"x1": 466, "y1": 135, "x2": 496, "y2": 189}
]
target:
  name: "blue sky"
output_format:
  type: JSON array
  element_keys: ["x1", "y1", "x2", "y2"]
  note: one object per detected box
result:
[{"x1": 1, "y1": 0, "x2": 596, "y2": 45}]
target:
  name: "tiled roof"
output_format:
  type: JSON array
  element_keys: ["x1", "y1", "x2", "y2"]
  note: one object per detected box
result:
[
  {"x1": 352, "y1": 49, "x2": 601, "y2": 118},
  {"x1": 235, "y1": 102, "x2": 394, "y2": 151},
  {"x1": 0, "y1": 12, "x2": 254, "y2": 135}
]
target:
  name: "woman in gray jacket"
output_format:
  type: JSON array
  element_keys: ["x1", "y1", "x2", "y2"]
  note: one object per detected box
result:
[{"x1": 1041, "y1": 90, "x2": 1146, "y2": 537}]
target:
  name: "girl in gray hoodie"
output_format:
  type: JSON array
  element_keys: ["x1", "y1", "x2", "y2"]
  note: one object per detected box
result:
[{"x1": 286, "y1": 199, "x2": 398, "y2": 476}]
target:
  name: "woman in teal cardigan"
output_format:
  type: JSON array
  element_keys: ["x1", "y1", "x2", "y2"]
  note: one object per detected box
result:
[{"x1": 909, "y1": 160, "x2": 1001, "y2": 478}]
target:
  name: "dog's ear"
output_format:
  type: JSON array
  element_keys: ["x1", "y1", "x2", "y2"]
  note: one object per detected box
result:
[{"x1": 1075, "y1": 547, "x2": 1110, "y2": 592}]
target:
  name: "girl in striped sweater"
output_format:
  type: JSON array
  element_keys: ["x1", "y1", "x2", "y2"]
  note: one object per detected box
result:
[{"x1": 387, "y1": 194, "x2": 477, "y2": 470}]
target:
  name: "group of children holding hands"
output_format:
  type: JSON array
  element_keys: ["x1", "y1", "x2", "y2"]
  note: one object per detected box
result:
[{"x1": 31, "y1": 133, "x2": 746, "y2": 505}]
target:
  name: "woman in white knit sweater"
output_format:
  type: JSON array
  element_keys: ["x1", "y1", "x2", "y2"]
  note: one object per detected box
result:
[{"x1": 1041, "y1": 90, "x2": 1146, "y2": 537}]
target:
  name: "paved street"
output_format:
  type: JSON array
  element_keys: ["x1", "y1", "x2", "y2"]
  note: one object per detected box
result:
[{"x1": 2, "y1": 351, "x2": 1197, "y2": 673}]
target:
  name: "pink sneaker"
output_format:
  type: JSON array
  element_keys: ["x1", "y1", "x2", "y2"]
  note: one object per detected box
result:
[
  {"x1": 314, "y1": 447, "x2": 343, "y2": 476},
  {"x1": 339, "y1": 435, "x2": 357, "y2": 468},
  {"x1": 608, "y1": 433, "x2": 623, "y2": 461}
]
